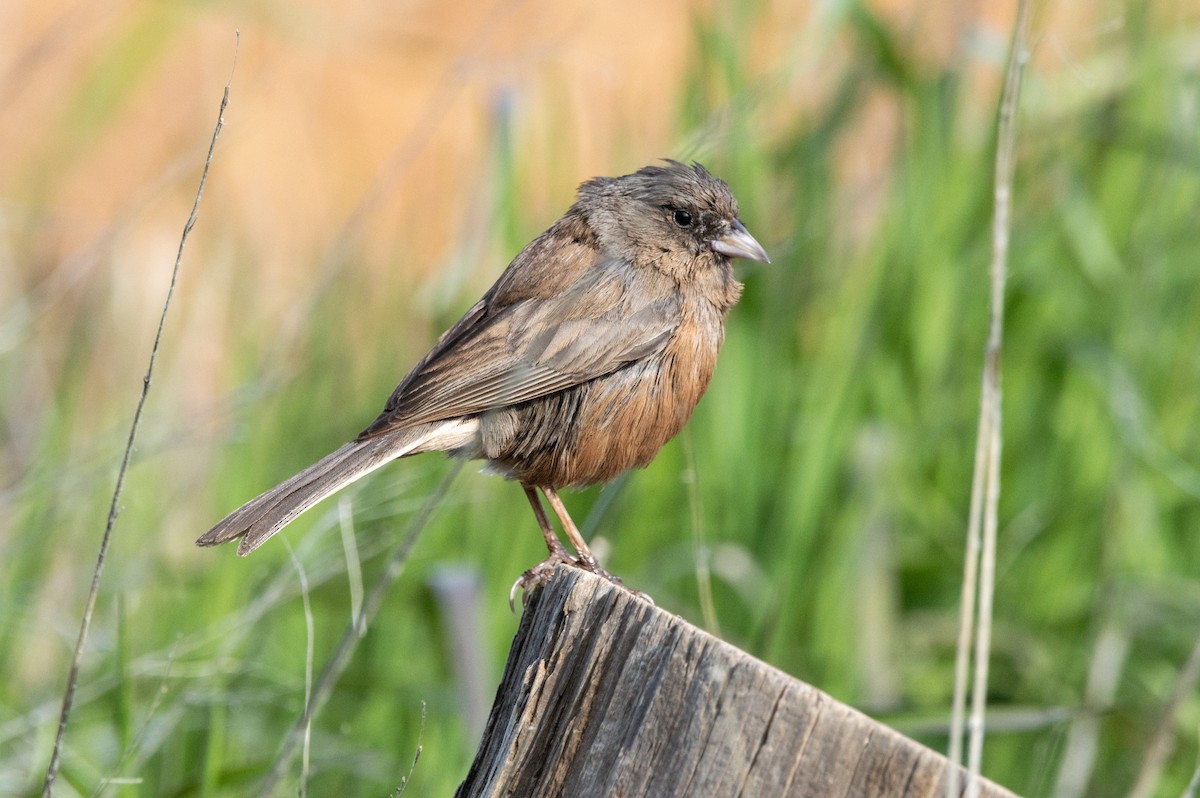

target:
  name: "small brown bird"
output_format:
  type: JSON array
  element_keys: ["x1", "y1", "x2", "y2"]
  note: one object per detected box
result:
[{"x1": 198, "y1": 161, "x2": 769, "y2": 593}]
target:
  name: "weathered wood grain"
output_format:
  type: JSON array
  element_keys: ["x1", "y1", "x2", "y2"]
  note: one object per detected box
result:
[{"x1": 457, "y1": 567, "x2": 1019, "y2": 798}]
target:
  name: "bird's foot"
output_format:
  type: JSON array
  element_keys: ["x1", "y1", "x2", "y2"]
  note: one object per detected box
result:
[
  {"x1": 508, "y1": 550, "x2": 654, "y2": 610},
  {"x1": 509, "y1": 548, "x2": 575, "y2": 611}
]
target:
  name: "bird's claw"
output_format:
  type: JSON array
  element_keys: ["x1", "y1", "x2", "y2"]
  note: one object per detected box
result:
[
  {"x1": 508, "y1": 551, "x2": 654, "y2": 611},
  {"x1": 509, "y1": 552, "x2": 575, "y2": 611}
]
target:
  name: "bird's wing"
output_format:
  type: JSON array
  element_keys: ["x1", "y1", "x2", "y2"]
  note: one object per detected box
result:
[{"x1": 359, "y1": 247, "x2": 680, "y2": 438}]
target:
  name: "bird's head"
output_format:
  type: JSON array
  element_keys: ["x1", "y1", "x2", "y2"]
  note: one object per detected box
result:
[{"x1": 578, "y1": 160, "x2": 770, "y2": 271}]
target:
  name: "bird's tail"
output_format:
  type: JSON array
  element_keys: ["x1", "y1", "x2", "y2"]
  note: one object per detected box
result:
[{"x1": 197, "y1": 420, "x2": 476, "y2": 556}]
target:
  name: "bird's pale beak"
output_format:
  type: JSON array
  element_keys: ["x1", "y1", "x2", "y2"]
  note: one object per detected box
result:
[{"x1": 711, "y1": 220, "x2": 770, "y2": 263}]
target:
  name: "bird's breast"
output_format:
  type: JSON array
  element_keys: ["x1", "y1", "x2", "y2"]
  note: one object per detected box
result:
[
  {"x1": 553, "y1": 303, "x2": 726, "y2": 486},
  {"x1": 474, "y1": 296, "x2": 729, "y2": 488}
]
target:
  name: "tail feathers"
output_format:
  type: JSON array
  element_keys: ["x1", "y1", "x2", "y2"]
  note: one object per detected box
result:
[
  {"x1": 197, "y1": 439, "x2": 394, "y2": 555},
  {"x1": 197, "y1": 419, "x2": 478, "y2": 556}
]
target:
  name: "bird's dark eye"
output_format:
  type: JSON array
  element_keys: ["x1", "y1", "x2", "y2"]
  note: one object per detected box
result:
[{"x1": 672, "y1": 208, "x2": 693, "y2": 227}]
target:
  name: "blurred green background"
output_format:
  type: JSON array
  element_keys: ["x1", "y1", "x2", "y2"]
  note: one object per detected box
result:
[{"x1": 3, "y1": 0, "x2": 1200, "y2": 795}]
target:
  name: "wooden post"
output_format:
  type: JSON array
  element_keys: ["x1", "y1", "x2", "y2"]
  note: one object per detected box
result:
[{"x1": 457, "y1": 567, "x2": 1019, "y2": 798}]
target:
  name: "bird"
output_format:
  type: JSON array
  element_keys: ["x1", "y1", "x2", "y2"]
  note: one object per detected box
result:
[{"x1": 197, "y1": 160, "x2": 769, "y2": 596}]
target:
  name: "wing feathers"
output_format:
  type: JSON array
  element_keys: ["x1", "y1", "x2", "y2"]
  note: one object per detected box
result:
[{"x1": 359, "y1": 252, "x2": 681, "y2": 439}]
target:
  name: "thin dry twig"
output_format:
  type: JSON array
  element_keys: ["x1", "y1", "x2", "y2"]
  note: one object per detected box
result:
[
  {"x1": 947, "y1": 3, "x2": 1031, "y2": 796},
  {"x1": 40, "y1": 34, "x2": 238, "y2": 798},
  {"x1": 948, "y1": 409, "x2": 988, "y2": 779},
  {"x1": 255, "y1": 462, "x2": 461, "y2": 797},
  {"x1": 1129, "y1": 633, "x2": 1200, "y2": 798}
]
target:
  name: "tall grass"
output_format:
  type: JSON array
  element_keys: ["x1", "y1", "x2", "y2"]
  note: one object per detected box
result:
[{"x1": 3, "y1": 1, "x2": 1200, "y2": 795}]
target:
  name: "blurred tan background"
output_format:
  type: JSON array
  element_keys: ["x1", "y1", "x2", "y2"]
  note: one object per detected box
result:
[{"x1": 8, "y1": 0, "x2": 1138, "y2": 408}]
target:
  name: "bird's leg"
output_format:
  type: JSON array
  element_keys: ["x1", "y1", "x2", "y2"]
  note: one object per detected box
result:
[
  {"x1": 511, "y1": 485, "x2": 650, "y2": 608},
  {"x1": 522, "y1": 485, "x2": 574, "y2": 562},
  {"x1": 542, "y1": 487, "x2": 650, "y2": 602},
  {"x1": 511, "y1": 485, "x2": 577, "y2": 609},
  {"x1": 541, "y1": 487, "x2": 599, "y2": 571}
]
